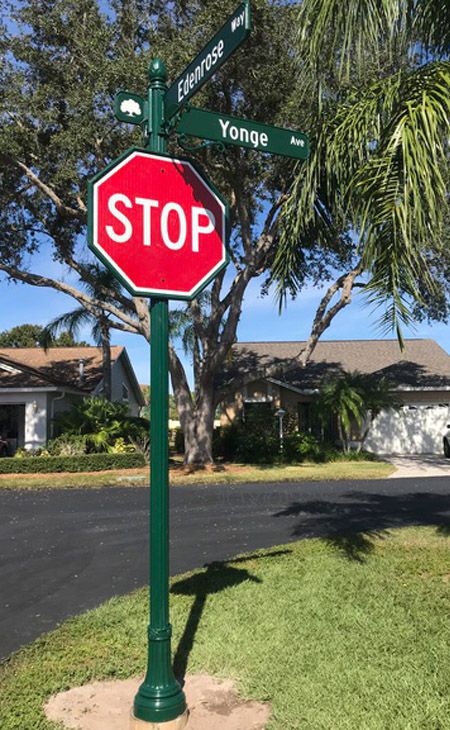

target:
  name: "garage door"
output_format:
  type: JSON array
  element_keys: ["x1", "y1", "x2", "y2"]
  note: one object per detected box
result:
[{"x1": 365, "y1": 403, "x2": 450, "y2": 455}]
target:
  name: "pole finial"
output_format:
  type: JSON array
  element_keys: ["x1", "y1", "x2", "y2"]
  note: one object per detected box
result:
[{"x1": 149, "y1": 58, "x2": 167, "y2": 83}]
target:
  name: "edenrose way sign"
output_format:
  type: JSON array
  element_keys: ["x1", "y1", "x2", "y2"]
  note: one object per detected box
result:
[
  {"x1": 88, "y1": 148, "x2": 228, "y2": 299},
  {"x1": 164, "y1": 0, "x2": 251, "y2": 118}
]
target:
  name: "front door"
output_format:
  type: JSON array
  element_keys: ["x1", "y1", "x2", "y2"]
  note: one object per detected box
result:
[{"x1": 0, "y1": 404, "x2": 25, "y2": 455}]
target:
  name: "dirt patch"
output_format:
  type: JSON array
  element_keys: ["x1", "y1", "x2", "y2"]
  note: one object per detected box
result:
[
  {"x1": 170, "y1": 463, "x2": 250, "y2": 478},
  {"x1": 44, "y1": 674, "x2": 270, "y2": 730}
]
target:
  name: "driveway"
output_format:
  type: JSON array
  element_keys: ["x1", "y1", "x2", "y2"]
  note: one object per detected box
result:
[
  {"x1": 387, "y1": 454, "x2": 450, "y2": 478},
  {"x1": 1, "y1": 476, "x2": 449, "y2": 660}
]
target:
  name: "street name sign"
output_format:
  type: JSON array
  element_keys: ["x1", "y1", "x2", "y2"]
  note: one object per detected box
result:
[
  {"x1": 114, "y1": 91, "x2": 147, "y2": 125},
  {"x1": 164, "y1": 0, "x2": 251, "y2": 119},
  {"x1": 88, "y1": 148, "x2": 228, "y2": 300},
  {"x1": 177, "y1": 106, "x2": 310, "y2": 159}
]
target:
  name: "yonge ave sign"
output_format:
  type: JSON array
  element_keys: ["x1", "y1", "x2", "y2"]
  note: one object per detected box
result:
[
  {"x1": 177, "y1": 107, "x2": 310, "y2": 160},
  {"x1": 164, "y1": 1, "x2": 252, "y2": 118}
]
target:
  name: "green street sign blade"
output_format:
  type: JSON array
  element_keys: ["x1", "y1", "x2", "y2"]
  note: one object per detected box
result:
[
  {"x1": 165, "y1": 1, "x2": 251, "y2": 120},
  {"x1": 114, "y1": 91, "x2": 147, "y2": 125},
  {"x1": 176, "y1": 107, "x2": 310, "y2": 160}
]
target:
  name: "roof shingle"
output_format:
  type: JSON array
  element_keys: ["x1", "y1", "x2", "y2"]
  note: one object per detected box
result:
[
  {"x1": 224, "y1": 339, "x2": 450, "y2": 390},
  {"x1": 0, "y1": 346, "x2": 124, "y2": 391}
]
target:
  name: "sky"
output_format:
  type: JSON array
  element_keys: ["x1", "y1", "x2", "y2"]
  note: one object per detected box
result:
[
  {"x1": 3, "y1": 1, "x2": 449, "y2": 389},
  {"x1": 1, "y1": 257, "x2": 449, "y2": 388}
]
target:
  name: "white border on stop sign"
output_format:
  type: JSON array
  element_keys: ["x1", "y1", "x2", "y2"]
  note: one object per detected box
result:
[{"x1": 91, "y1": 150, "x2": 228, "y2": 299}]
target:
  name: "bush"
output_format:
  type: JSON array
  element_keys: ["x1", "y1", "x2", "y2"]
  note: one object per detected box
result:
[
  {"x1": 213, "y1": 420, "x2": 374, "y2": 465},
  {"x1": 282, "y1": 432, "x2": 326, "y2": 463},
  {"x1": 173, "y1": 428, "x2": 185, "y2": 455},
  {"x1": 52, "y1": 397, "x2": 148, "y2": 454},
  {"x1": 109, "y1": 437, "x2": 137, "y2": 454},
  {"x1": 213, "y1": 417, "x2": 279, "y2": 464},
  {"x1": 213, "y1": 423, "x2": 241, "y2": 461},
  {"x1": 0, "y1": 452, "x2": 146, "y2": 474},
  {"x1": 46, "y1": 433, "x2": 88, "y2": 456},
  {"x1": 328, "y1": 448, "x2": 379, "y2": 462}
]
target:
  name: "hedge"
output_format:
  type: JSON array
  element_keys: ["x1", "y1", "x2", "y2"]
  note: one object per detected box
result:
[{"x1": 0, "y1": 452, "x2": 146, "y2": 474}]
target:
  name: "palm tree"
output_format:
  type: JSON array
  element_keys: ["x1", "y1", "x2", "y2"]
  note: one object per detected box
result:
[
  {"x1": 316, "y1": 372, "x2": 397, "y2": 452},
  {"x1": 275, "y1": 0, "x2": 450, "y2": 340},
  {"x1": 350, "y1": 374, "x2": 399, "y2": 452},
  {"x1": 316, "y1": 373, "x2": 365, "y2": 452},
  {"x1": 43, "y1": 304, "x2": 113, "y2": 399},
  {"x1": 42, "y1": 267, "x2": 126, "y2": 401}
]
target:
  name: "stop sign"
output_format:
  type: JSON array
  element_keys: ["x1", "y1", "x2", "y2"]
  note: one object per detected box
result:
[{"x1": 88, "y1": 148, "x2": 228, "y2": 299}]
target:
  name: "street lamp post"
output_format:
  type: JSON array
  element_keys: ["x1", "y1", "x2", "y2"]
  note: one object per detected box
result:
[{"x1": 275, "y1": 408, "x2": 286, "y2": 454}]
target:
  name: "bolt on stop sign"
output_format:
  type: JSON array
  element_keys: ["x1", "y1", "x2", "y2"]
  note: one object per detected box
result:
[{"x1": 88, "y1": 149, "x2": 228, "y2": 299}]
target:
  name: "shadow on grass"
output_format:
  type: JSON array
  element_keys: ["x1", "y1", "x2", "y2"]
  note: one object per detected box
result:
[
  {"x1": 171, "y1": 549, "x2": 291, "y2": 682},
  {"x1": 324, "y1": 531, "x2": 388, "y2": 562},
  {"x1": 275, "y1": 490, "x2": 450, "y2": 562}
]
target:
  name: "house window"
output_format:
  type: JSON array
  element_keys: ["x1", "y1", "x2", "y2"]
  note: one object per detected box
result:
[
  {"x1": 243, "y1": 401, "x2": 272, "y2": 422},
  {"x1": 122, "y1": 383, "x2": 129, "y2": 402},
  {"x1": 298, "y1": 402, "x2": 336, "y2": 442}
]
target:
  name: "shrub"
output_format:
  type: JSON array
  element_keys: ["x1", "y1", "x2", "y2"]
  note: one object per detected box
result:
[
  {"x1": 213, "y1": 423, "x2": 241, "y2": 461},
  {"x1": 283, "y1": 432, "x2": 325, "y2": 463},
  {"x1": 213, "y1": 415, "x2": 279, "y2": 464},
  {"x1": 52, "y1": 397, "x2": 142, "y2": 453},
  {"x1": 46, "y1": 433, "x2": 88, "y2": 456},
  {"x1": 212, "y1": 421, "x2": 370, "y2": 465},
  {"x1": 0, "y1": 452, "x2": 146, "y2": 474},
  {"x1": 13, "y1": 447, "x2": 30, "y2": 459},
  {"x1": 109, "y1": 437, "x2": 136, "y2": 454},
  {"x1": 173, "y1": 428, "x2": 185, "y2": 455}
]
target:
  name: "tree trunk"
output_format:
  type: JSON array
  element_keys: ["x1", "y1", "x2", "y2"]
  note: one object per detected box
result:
[
  {"x1": 169, "y1": 348, "x2": 215, "y2": 465},
  {"x1": 100, "y1": 319, "x2": 112, "y2": 401},
  {"x1": 358, "y1": 412, "x2": 373, "y2": 452},
  {"x1": 337, "y1": 417, "x2": 348, "y2": 453},
  {"x1": 183, "y1": 386, "x2": 216, "y2": 465}
]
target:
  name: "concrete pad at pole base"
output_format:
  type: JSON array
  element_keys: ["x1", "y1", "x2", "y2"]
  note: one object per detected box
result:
[
  {"x1": 44, "y1": 674, "x2": 271, "y2": 730},
  {"x1": 130, "y1": 709, "x2": 189, "y2": 730}
]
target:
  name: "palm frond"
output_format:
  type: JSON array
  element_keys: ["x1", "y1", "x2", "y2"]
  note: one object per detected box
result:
[
  {"x1": 277, "y1": 60, "x2": 450, "y2": 335},
  {"x1": 41, "y1": 308, "x2": 93, "y2": 350},
  {"x1": 416, "y1": 0, "x2": 450, "y2": 57},
  {"x1": 296, "y1": 0, "x2": 411, "y2": 82}
]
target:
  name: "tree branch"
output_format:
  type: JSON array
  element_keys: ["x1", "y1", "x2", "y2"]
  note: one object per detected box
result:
[
  {"x1": 13, "y1": 160, "x2": 86, "y2": 221},
  {"x1": 216, "y1": 261, "x2": 365, "y2": 399},
  {"x1": 298, "y1": 260, "x2": 364, "y2": 366},
  {"x1": 133, "y1": 297, "x2": 150, "y2": 339},
  {"x1": 108, "y1": 320, "x2": 138, "y2": 334},
  {"x1": 0, "y1": 263, "x2": 140, "y2": 332}
]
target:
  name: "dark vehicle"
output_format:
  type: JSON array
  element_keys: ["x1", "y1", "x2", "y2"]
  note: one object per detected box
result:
[{"x1": 444, "y1": 424, "x2": 450, "y2": 458}]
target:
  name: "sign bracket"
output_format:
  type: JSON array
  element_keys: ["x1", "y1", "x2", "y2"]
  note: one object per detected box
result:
[{"x1": 176, "y1": 133, "x2": 226, "y2": 155}]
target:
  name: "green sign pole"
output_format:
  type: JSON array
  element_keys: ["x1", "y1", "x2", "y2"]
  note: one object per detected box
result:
[{"x1": 133, "y1": 59, "x2": 187, "y2": 725}]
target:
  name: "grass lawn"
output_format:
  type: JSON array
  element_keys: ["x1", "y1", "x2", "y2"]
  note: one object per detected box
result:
[
  {"x1": 1, "y1": 527, "x2": 449, "y2": 729},
  {"x1": 0, "y1": 459, "x2": 394, "y2": 489}
]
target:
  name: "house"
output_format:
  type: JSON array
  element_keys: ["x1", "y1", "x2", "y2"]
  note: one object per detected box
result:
[
  {"x1": 218, "y1": 339, "x2": 450, "y2": 455},
  {"x1": 0, "y1": 346, "x2": 144, "y2": 453}
]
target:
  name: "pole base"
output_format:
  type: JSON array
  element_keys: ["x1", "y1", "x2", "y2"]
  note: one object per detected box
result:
[{"x1": 130, "y1": 708, "x2": 189, "y2": 730}]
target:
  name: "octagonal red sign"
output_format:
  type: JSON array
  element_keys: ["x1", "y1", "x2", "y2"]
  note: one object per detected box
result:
[{"x1": 88, "y1": 148, "x2": 228, "y2": 299}]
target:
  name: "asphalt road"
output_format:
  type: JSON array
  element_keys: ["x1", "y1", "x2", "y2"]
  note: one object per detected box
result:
[{"x1": 1, "y1": 476, "x2": 449, "y2": 660}]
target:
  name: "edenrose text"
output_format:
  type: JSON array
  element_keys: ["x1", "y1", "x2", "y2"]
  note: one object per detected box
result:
[{"x1": 177, "y1": 40, "x2": 224, "y2": 102}]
